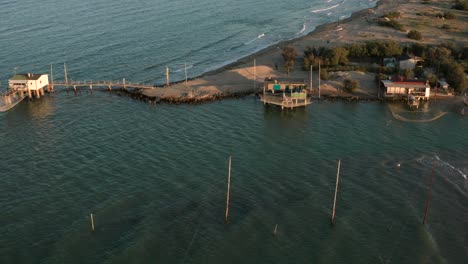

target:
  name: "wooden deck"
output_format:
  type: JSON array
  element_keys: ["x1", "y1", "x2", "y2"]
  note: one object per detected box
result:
[{"x1": 260, "y1": 93, "x2": 311, "y2": 109}]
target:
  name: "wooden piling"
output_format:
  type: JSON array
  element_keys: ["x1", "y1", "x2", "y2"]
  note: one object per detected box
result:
[
  {"x1": 274, "y1": 224, "x2": 278, "y2": 238},
  {"x1": 331, "y1": 159, "x2": 341, "y2": 225},
  {"x1": 225, "y1": 156, "x2": 232, "y2": 223},
  {"x1": 90, "y1": 213, "x2": 95, "y2": 231},
  {"x1": 318, "y1": 59, "x2": 321, "y2": 99},
  {"x1": 423, "y1": 161, "x2": 436, "y2": 225}
]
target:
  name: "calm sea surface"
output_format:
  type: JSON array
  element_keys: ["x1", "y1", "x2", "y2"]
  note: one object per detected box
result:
[{"x1": 1, "y1": 0, "x2": 467, "y2": 263}]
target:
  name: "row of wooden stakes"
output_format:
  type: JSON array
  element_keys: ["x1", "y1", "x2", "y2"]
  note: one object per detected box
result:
[{"x1": 88, "y1": 158, "x2": 436, "y2": 234}]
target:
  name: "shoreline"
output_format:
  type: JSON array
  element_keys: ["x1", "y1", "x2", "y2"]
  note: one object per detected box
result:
[
  {"x1": 138, "y1": 0, "x2": 387, "y2": 103},
  {"x1": 123, "y1": 0, "x2": 466, "y2": 105}
]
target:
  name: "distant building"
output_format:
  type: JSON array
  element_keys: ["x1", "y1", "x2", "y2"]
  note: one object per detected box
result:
[
  {"x1": 437, "y1": 80, "x2": 449, "y2": 90},
  {"x1": 381, "y1": 80, "x2": 430, "y2": 100},
  {"x1": 8, "y1": 73, "x2": 49, "y2": 98},
  {"x1": 398, "y1": 54, "x2": 423, "y2": 70},
  {"x1": 383, "y1": 57, "x2": 397, "y2": 68},
  {"x1": 264, "y1": 77, "x2": 306, "y2": 93}
]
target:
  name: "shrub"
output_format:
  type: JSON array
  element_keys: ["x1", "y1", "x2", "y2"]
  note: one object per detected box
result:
[
  {"x1": 442, "y1": 24, "x2": 451, "y2": 30},
  {"x1": 407, "y1": 30, "x2": 422, "y2": 40},
  {"x1": 343, "y1": 79, "x2": 359, "y2": 93},
  {"x1": 378, "y1": 19, "x2": 405, "y2": 31},
  {"x1": 282, "y1": 46, "x2": 298, "y2": 75},
  {"x1": 453, "y1": 0, "x2": 468, "y2": 10},
  {"x1": 320, "y1": 69, "x2": 329, "y2": 80},
  {"x1": 375, "y1": 73, "x2": 388, "y2": 82},
  {"x1": 383, "y1": 12, "x2": 401, "y2": 19},
  {"x1": 444, "y1": 12, "x2": 456, "y2": 19}
]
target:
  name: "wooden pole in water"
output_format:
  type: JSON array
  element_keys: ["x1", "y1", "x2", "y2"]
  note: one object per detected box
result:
[
  {"x1": 225, "y1": 156, "x2": 232, "y2": 223},
  {"x1": 50, "y1": 64, "x2": 53, "y2": 85},
  {"x1": 273, "y1": 224, "x2": 278, "y2": 238},
  {"x1": 310, "y1": 64, "x2": 313, "y2": 92},
  {"x1": 254, "y1": 58, "x2": 257, "y2": 89},
  {"x1": 331, "y1": 159, "x2": 341, "y2": 225},
  {"x1": 166, "y1": 66, "x2": 170, "y2": 87},
  {"x1": 90, "y1": 213, "x2": 95, "y2": 231},
  {"x1": 64, "y1": 63, "x2": 68, "y2": 85},
  {"x1": 318, "y1": 60, "x2": 321, "y2": 99},
  {"x1": 184, "y1": 63, "x2": 188, "y2": 88},
  {"x1": 423, "y1": 161, "x2": 436, "y2": 225}
]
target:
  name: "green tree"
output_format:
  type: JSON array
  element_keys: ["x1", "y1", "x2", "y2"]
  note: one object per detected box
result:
[
  {"x1": 320, "y1": 68, "x2": 329, "y2": 80},
  {"x1": 303, "y1": 47, "x2": 318, "y2": 70},
  {"x1": 348, "y1": 44, "x2": 368, "y2": 58},
  {"x1": 343, "y1": 79, "x2": 359, "y2": 93},
  {"x1": 282, "y1": 46, "x2": 298, "y2": 75},
  {"x1": 453, "y1": 0, "x2": 468, "y2": 10},
  {"x1": 442, "y1": 60, "x2": 466, "y2": 93}
]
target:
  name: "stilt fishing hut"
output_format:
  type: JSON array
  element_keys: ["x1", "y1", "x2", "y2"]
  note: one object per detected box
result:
[{"x1": 260, "y1": 77, "x2": 311, "y2": 109}]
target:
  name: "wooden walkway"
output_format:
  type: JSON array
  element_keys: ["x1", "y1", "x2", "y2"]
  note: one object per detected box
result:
[
  {"x1": 49, "y1": 80, "x2": 157, "y2": 90},
  {"x1": 0, "y1": 79, "x2": 160, "y2": 112}
]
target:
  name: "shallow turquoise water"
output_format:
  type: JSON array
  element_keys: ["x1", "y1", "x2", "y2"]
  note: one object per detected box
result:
[{"x1": 0, "y1": 94, "x2": 466, "y2": 263}]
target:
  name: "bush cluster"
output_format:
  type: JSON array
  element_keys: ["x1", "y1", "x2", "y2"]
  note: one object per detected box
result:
[
  {"x1": 407, "y1": 30, "x2": 422, "y2": 40},
  {"x1": 378, "y1": 19, "x2": 405, "y2": 31}
]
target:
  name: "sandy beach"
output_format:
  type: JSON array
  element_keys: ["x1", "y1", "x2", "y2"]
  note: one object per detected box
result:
[{"x1": 141, "y1": 0, "x2": 467, "y2": 102}]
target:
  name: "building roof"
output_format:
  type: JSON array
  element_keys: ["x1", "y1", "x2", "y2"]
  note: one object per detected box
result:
[
  {"x1": 264, "y1": 77, "x2": 305, "y2": 83},
  {"x1": 398, "y1": 54, "x2": 423, "y2": 61},
  {"x1": 10, "y1": 73, "x2": 44, "y2": 81},
  {"x1": 381, "y1": 80, "x2": 428, "y2": 89}
]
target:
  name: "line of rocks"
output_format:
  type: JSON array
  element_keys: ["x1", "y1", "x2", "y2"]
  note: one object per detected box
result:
[{"x1": 114, "y1": 88, "x2": 254, "y2": 105}]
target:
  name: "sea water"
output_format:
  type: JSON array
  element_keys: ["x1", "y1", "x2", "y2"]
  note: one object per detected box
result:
[{"x1": 1, "y1": 0, "x2": 467, "y2": 263}]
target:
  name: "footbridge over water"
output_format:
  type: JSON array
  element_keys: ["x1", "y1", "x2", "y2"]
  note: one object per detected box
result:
[{"x1": 1, "y1": 79, "x2": 159, "y2": 112}]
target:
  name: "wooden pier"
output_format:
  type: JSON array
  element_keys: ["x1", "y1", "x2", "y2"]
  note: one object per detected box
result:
[{"x1": 0, "y1": 78, "x2": 161, "y2": 112}]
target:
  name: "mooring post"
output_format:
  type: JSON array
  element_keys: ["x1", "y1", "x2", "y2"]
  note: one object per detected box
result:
[
  {"x1": 423, "y1": 161, "x2": 436, "y2": 225},
  {"x1": 331, "y1": 159, "x2": 341, "y2": 225},
  {"x1": 90, "y1": 213, "x2": 95, "y2": 232},
  {"x1": 166, "y1": 67, "x2": 170, "y2": 87},
  {"x1": 123, "y1": 78, "x2": 126, "y2": 89},
  {"x1": 274, "y1": 224, "x2": 278, "y2": 238},
  {"x1": 225, "y1": 156, "x2": 232, "y2": 224},
  {"x1": 310, "y1": 64, "x2": 313, "y2": 93},
  {"x1": 318, "y1": 60, "x2": 321, "y2": 99}
]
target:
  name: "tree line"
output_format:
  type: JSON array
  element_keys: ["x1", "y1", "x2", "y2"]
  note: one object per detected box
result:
[{"x1": 281, "y1": 40, "x2": 467, "y2": 93}]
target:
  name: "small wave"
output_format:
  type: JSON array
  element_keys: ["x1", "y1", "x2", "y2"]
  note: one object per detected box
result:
[
  {"x1": 174, "y1": 64, "x2": 194, "y2": 73},
  {"x1": 244, "y1": 33, "x2": 266, "y2": 45},
  {"x1": 297, "y1": 23, "x2": 306, "y2": 35},
  {"x1": 435, "y1": 155, "x2": 467, "y2": 180},
  {"x1": 225, "y1": 43, "x2": 244, "y2": 52},
  {"x1": 311, "y1": 4, "x2": 340, "y2": 13}
]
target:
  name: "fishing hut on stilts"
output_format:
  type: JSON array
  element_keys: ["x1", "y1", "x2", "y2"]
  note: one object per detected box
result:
[{"x1": 260, "y1": 77, "x2": 311, "y2": 109}]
